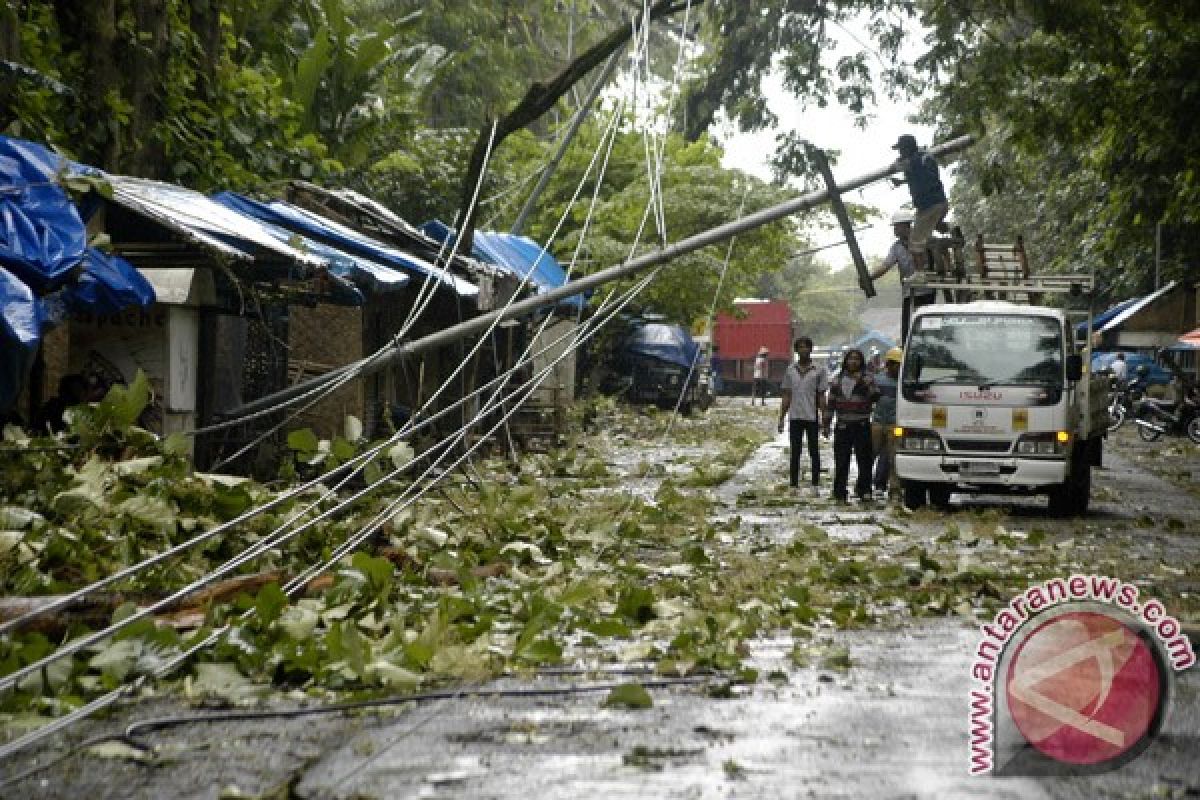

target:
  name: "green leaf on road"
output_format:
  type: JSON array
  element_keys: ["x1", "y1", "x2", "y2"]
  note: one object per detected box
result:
[{"x1": 603, "y1": 682, "x2": 653, "y2": 710}]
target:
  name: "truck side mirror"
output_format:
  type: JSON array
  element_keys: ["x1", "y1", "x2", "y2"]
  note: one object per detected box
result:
[{"x1": 1065, "y1": 354, "x2": 1083, "y2": 382}]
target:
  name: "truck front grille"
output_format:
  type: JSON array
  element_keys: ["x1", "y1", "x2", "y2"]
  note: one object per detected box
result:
[{"x1": 945, "y1": 439, "x2": 1012, "y2": 453}]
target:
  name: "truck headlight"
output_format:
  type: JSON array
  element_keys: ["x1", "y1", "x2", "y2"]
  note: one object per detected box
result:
[
  {"x1": 1016, "y1": 432, "x2": 1067, "y2": 456},
  {"x1": 898, "y1": 429, "x2": 943, "y2": 453}
]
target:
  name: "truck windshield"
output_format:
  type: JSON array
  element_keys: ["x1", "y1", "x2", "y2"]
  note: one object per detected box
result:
[{"x1": 905, "y1": 314, "x2": 1064, "y2": 387}]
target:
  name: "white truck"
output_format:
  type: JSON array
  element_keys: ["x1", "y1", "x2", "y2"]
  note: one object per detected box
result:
[{"x1": 893, "y1": 261, "x2": 1109, "y2": 516}]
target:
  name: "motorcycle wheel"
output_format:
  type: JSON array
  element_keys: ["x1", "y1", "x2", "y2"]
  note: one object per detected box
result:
[
  {"x1": 1137, "y1": 418, "x2": 1162, "y2": 442},
  {"x1": 1188, "y1": 416, "x2": 1200, "y2": 445},
  {"x1": 1107, "y1": 404, "x2": 1126, "y2": 432}
]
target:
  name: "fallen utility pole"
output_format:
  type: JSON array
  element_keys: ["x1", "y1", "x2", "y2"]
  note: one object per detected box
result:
[{"x1": 225, "y1": 135, "x2": 974, "y2": 421}]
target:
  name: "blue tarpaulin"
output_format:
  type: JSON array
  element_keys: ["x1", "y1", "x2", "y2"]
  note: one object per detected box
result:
[
  {"x1": 0, "y1": 135, "x2": 156, "y2": 411},
  {"x1": 0, "y1": 266, "x2": 45, "y2": 411},
  {"x1": 212, "y1": 193, "x2": 477, "y2": 299},
  {"x1": 624, "y1": 322, "x2": 700, "y2": 370},
  {"x1": 62, "y1": 248, "x2": 157, "y2": 316},
  {"x1": 0, "y1": 137, "x2": 87, "y2": 292},
  {"x1": 1075, "y1": 296, "x2": 1140, "y2": 337},
  {"x1": 210, "y1": 192, "x2": 407, "y2": 298},
  {"x1": 420, "y1": 220, "x2": 583, "y2": 308}
]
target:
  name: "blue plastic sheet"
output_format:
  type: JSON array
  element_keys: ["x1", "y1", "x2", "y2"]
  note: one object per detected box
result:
[
  {"x1": 212, "y1": 192, "x2": 476, "y2": 298},
  {"x1": 62, "y1": 248, "x2": 157, "y2": 316},
  {"x1": 624, "y1": 322, "x2": 699, "y2": 370},
  {"x1": 1076, "y1": 296, "x2": 1139, "y2": 338},
  {"x1": 209, "y1": 192, "x2": 407, "y2": 299},
  {"x1": 0, "y1": 136, "x2": 88, "y2": 292},
  {"x1": 0, "y1": 135, "x2": 157, "y2": 412},
  {"x1": 0, "y1": 265, "x2": 45, "y2": 411},
  {"x1": 420, "y1": 220, "x2": 584, "y2": 309}
]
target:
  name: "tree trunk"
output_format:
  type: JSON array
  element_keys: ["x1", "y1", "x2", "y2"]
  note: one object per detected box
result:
[
  {"x1": 54, "y1": 0, "x2": 121, "y2": 167},
  {"x1": 455, "y1": 0, "x2": 699, "y2": 255},
  {"x1": 121, "y1": 0, "x2": 170, "y2": 177},
  {"x1": 0, "y1": 1, "x2": 20, "y2": 130}
]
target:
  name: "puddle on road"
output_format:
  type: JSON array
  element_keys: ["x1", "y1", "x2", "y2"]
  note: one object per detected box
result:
[{"x1": 818, "y1": 522, "x2": 884, "y2": 543}]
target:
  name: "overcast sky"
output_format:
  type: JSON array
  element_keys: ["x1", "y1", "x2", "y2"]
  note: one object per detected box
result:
[{"x1": 718, "y1": 21, "x2": 942, "y2": 267}]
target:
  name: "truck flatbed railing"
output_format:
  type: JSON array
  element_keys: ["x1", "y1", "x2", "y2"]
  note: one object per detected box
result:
[
  {"x1": 905, "y1": 231, "x2": 1094, "y2": 301},
  {"x1": 906, "y1": 272, "x2": 1094, "y2": 296}
]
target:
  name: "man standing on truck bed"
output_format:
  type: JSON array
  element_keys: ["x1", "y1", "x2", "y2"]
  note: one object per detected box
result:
[
  {"x1": 890, "y1": 134, "x2": 948, "y2": 272},
  {"x1": 869, "y1": 207, "x2": 936, "y2": 339},
  {"x1": 778, "y1": 337, "x2": 829, "y2": 494}
]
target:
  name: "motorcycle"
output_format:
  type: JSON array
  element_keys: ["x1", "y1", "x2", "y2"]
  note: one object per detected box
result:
[
  {"x1": 1133, "y1": 388, "x2": 1200, "y2": 444},
  {"x1": 1106, "y1": 380, "x2": 1134, "y2": 432}
]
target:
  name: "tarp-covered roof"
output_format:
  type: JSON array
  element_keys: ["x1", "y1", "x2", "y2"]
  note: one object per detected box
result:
[
  {"x1": 1076, "y1": 283, "x2": 1179, "y2": 336},
  {"x1": 420, "y1": 220, "x2": 582, "y2": 308},
  {"x1": 0, "y1": 136, "x2": 88, "y2": 291},
  {"x1": 1, "y1": 136, "x2": 155, "y2": 410},
  {"x1": 624, "y1": 322, "x2": 700, "y2": 370},
  {"x1": 1076, "y1": 296, "x2": 1140, "y2": 336},
  {"x1": 214, "y1": 193, "x2": 477, "y2": 299},
  {"x1": 210, "y1": 192, "x2": 408, "y2": 298}
]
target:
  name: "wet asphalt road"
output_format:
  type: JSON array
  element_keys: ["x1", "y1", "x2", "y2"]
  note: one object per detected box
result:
[{"x1": 4, "y1": 399, "x2": 1198, "y2": 799}]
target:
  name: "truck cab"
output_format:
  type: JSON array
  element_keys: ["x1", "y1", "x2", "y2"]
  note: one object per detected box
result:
[{"x1": 892, "y1": 246, "x2": 1106, "y2": 516}]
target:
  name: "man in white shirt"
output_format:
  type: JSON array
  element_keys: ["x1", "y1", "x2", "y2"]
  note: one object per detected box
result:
[
  {"x1": 752, "y1": 346, "x2": 769, "y2": 406},
  {"x1": 869, "y1": 207, "x2": 936, "y2": 339},
  {"x1": 1110, "y1": 352, "x2": 1128, "y2": 387},
  {"x1": 777, "y1": 337, "x2": 829, "y2": 492}
]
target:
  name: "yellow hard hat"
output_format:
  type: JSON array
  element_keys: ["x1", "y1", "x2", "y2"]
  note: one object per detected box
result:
[{"x1": 885, "y1": 347, "x2": 903, "y2": 363}]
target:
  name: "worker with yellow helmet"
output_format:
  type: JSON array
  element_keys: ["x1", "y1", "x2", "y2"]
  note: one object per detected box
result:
[{"x1": 871, "y1": 347, "x2": 904, "y2": 499}]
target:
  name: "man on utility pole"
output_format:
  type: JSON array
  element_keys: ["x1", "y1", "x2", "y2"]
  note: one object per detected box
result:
[{"x1": 890, "y1": 134, "x2": 948, "y2": 272}]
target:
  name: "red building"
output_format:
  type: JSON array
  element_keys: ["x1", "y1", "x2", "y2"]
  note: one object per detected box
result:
[{"x1": 713, "y1": 299, "x2": 795, "y2": 395}]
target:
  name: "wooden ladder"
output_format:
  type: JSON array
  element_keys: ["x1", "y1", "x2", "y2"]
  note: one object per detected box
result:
[{"x1": 974, "y1": 235, "x2": 1040, "y2": 302}]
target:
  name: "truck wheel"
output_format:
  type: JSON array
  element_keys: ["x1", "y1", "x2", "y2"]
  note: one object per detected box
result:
[
  {"x1": 1047, "y1": 484, "x2": 1071, "y2": 517},
  {"x1": 1072, "y1": 463, "x2": 1091, "y2": 515},
  {"x1": 902, "y1": 481, "x2": 927, "y2": 509},
  {"x1": 1187, "y1": 416, "x2": 1200, "y2": 444},
  {"x1": 929, "y1": 485, "x2": 953, "y2": 510},
  {"x1": 1048, "y1": 463, "x2": 1090, "y2": 517}
]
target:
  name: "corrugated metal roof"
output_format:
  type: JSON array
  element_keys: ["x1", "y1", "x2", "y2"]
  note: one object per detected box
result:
[
  {"x1": 107, "y1": 177, "x2": 326, "y2": 268},
  {"x1": 214, "y1": 193, "x2": 478, "y2": 299},
  {"x1": 1097, "y1": 281, "x2": 1178, "y2": 333}
]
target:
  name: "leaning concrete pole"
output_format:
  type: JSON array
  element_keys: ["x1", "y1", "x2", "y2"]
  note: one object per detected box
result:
[
  {"x1": 511, "y1": 50, "x2": 623, "y2": 237},
  {"x1": 225, "y1": 135, "x2": 974, "y2": 420}
]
